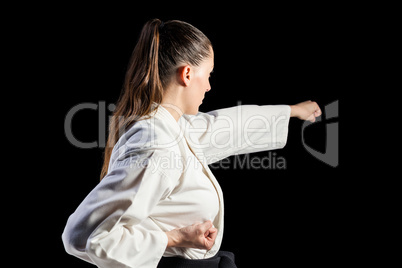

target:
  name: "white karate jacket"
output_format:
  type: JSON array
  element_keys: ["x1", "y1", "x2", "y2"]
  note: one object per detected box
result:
[{"x1": 62, "y1": 104, "x2": 291, "y2": 268}]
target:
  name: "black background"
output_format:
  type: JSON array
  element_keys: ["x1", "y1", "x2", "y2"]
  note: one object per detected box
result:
[{"x1": 29, "y1": 4, "x2": 354, "y2": 267}]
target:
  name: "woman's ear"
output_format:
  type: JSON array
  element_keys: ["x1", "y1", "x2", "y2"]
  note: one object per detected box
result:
[{"x1": 177, "y1": 65, "x2": 191, "y2": 87}]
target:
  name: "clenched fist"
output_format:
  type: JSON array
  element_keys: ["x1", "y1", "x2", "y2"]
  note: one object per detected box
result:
[
  {"x1": 290, "y1": 101, "x2": 322, "y2": 122},
  {"x1": 165, "y1": 220, "x2": 218, "y2": 250}
]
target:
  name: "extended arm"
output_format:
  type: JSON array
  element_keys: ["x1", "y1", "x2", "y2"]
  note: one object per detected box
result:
[{"x1": 181, "y1": 101, "x2": 321, "y2": 165}]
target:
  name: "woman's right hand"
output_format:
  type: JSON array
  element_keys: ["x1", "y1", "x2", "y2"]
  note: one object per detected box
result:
[
  {"x1": 290, "y1": 100, "x2": 322, "y2": 122},
  {"x1": 165, "y1": 220, "x2": 217, "y2": 250}
]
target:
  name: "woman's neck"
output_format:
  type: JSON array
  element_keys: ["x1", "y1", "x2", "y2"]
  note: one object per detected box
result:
[
  {"x1": 160, "y1": 103, "x2": 183, "y2": 122},
  {"x1": 161, "y1": 86, "x2": 185, "y2": 121}
]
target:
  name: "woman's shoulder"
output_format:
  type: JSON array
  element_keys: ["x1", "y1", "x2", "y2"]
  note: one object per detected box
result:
[
  {"x1": 113, "y1": 115, "x2": 179, "y2": 148},
  {"x1": 109, "y1": 117, "x2": 184, "y2": 175},
  {"x1": 107, "y1": 145, "x2": 183, "y2": 187}
]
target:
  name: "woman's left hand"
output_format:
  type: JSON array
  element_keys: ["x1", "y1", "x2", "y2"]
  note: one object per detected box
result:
[{"x1": 165, "y1": 220, "x2": 217, "y2": 250}]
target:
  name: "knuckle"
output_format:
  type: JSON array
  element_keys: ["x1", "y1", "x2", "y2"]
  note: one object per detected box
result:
[{"x1": 195, "y1": 228, "x2": 203, "y2": 236}]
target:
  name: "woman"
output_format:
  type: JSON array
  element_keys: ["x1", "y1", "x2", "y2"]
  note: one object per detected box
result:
[{"x1": 62, "y1": 19, "x2": 321, "y2": 268}]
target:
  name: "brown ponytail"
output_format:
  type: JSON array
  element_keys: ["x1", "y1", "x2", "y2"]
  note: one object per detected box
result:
[{"x1": 100, "y1": 19, "x2": 212, "y2": 180}]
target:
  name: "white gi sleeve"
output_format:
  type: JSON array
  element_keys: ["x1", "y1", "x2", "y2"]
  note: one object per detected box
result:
[
  {"x1": 62, "y1": 152, "x2": 172, "y2": 268},
  {"x1": 182, "y1": 105, "x2": 291, "y2": 164}
]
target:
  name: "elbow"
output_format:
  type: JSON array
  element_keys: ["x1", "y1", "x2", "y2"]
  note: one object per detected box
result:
[
  {"x1": 62, "y1": 229, "x2": 97, "y2": 264},
  {"x1": 61, "y1": 217, "x2": 108, "y2": 265},
  {"x1": 61, "y1": 218, "x2": 91, "y2": 258},
  {"x1": 62, "y1": 229, "x2": 77, "y2": 256},
  {"x1": 62, "y1": 228, "x2": 86, "y2": 256}
]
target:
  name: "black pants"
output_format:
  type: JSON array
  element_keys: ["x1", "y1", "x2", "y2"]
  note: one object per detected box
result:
[{"x1": 157, "y1": 251, "x2": 237, "y2": 268}]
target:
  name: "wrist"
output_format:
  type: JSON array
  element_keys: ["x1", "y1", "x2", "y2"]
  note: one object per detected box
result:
[
  {"x1": 290, "y1": 105, "x2": 298, "y2": 118},
  {"x1": 165, "y1": 229, "x2": 182, "y2": 248}
]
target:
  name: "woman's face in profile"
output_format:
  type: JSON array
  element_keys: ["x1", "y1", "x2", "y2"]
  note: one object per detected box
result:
[{"x1": 183, "y1": 47, "x2": 214, "y2": 115}]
